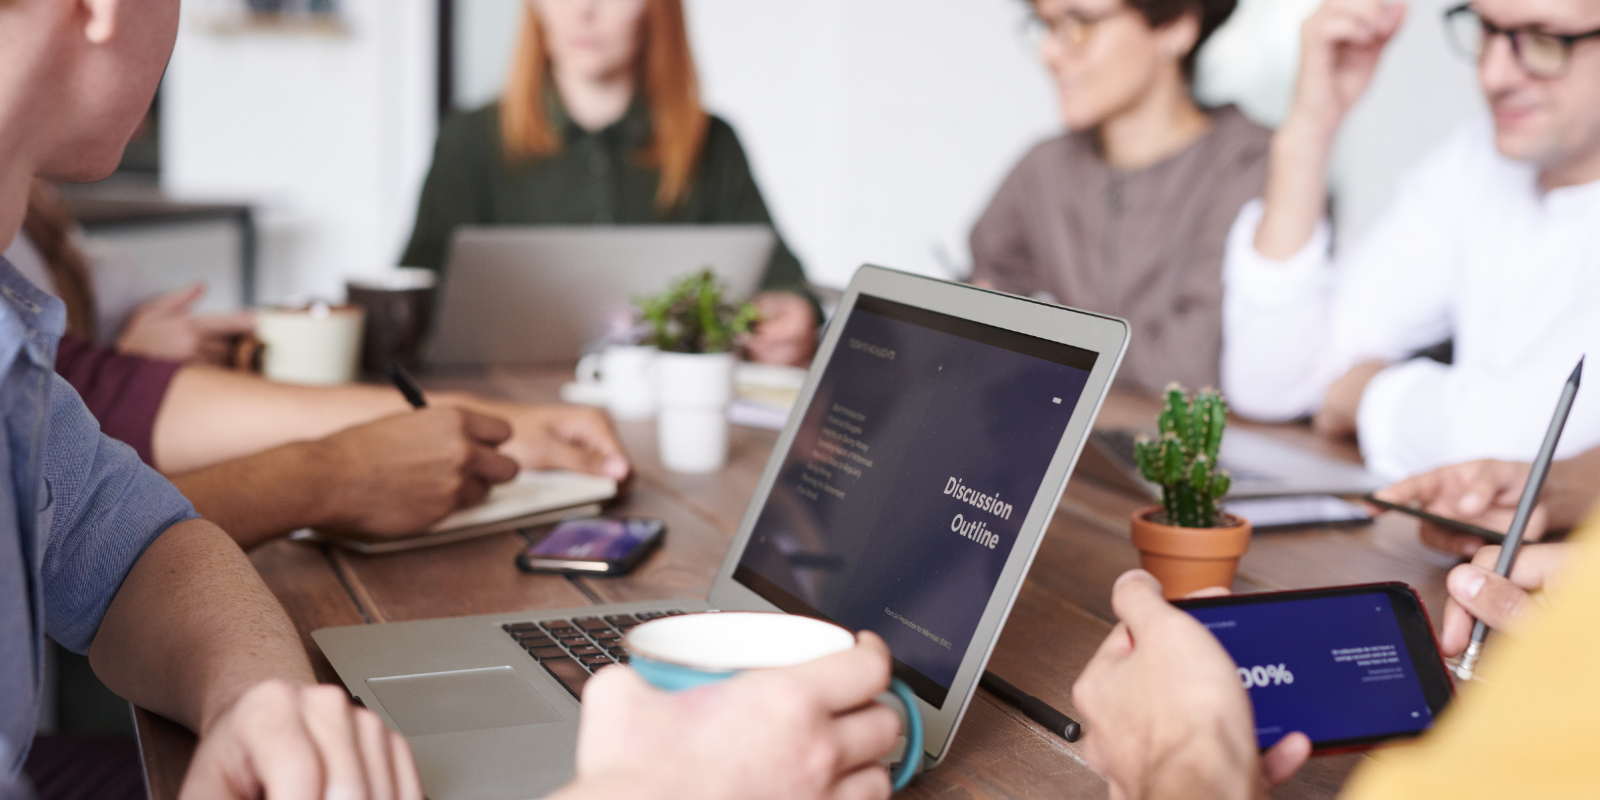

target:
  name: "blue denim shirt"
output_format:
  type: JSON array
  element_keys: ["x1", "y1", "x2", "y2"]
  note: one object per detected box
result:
[{"x1": 0, "y1": 256, "x2": 198, "y2": 798}]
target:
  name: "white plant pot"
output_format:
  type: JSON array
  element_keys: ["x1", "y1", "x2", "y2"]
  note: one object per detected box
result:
[{"x1": 656, "y1": 351, "x2": 735, "y2": 473}]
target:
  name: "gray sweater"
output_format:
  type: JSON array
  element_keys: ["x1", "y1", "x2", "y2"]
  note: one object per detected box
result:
[{"x1": 969, "y1": 106, "x2": 1270, "y2": 396}]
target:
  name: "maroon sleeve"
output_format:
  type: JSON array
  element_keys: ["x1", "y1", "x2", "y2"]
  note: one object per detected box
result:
[{"x1": 54, "y1": 333, "x2": 181, "y2": 466}]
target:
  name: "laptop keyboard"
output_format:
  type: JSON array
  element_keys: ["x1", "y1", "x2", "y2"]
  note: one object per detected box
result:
[{"x1": 502, "y1": 610, "x2": 686, "y2": 698}]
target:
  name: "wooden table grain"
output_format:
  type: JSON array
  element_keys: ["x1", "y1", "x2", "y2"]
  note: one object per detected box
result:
[{"x1": 137, "y1": 369, "x2": 1459, "y2": 799}]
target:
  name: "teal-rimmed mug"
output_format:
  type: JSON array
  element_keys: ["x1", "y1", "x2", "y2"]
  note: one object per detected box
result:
[{"x1": 625, "y1": 612, "x2": 924, "y2": 791}]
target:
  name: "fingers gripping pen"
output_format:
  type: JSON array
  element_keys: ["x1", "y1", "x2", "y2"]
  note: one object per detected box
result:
[{"x1": 1455, "y1": 356, "x2": 1581, "y2": 681}]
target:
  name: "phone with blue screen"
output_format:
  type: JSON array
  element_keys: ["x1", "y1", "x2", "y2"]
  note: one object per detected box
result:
[
  {"x1": 1174, "y1": 583, "x2": 1454, "y2": 753},
  {"x1": 516, "y1": 517, "x2": 665, "y2": 575}
]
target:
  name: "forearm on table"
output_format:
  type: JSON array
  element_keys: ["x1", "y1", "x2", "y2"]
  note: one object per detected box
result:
[
  {"x1": 87, "y1": 518, "x2": 313, "y2": 734},
  {"x1": 152, "y1": 366, "x2": 411, "y2": 473},
  {"x1": 170, "y1": 442, "x2": 338, "y2": 550}
]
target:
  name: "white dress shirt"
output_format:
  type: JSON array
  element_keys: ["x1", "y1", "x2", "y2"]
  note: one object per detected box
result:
[{"x1": 1222, "y1": 116, "x2": 1600, "y2": 480}]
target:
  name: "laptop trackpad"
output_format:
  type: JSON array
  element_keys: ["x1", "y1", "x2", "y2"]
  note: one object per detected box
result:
[{"x1": 367, "y1": 666, "x2": 562, "y2": 736}]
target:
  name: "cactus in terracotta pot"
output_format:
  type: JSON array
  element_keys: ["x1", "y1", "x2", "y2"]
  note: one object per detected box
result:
[
  {"x1": 1133, "y1": 386, "x2": 1233, "y2": 528},
  {"x1": 1128, "y1": 385, "x2": 1251, "y2": 598}
]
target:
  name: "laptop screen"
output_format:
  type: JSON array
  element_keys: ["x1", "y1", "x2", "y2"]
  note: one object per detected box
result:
[{"x1": 733, "y1": 294, "x2": 1098, "y2": 706}]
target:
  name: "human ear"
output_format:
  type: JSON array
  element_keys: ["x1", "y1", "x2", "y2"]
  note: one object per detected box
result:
[
  {"x1": 81, "y1": 0, "x2": 119, "y2": 44},
  {"x1": 1156, "y1": 11, "x2": 1200, "y2": 61}
]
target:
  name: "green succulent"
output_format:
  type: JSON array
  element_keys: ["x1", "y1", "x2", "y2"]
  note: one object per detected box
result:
[
  {"x1": 635, "y1": 269, "x2": 760, "y2": 354},
  {"x1": 1132, "y1": 385, "x2": 1233, "y2": 528}
]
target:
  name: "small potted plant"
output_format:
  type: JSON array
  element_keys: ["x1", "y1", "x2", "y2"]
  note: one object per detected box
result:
[
  {"x1": 1129, "y1": 386, "x2": 1252, "y2": 598},
  {"x1": 636, "y1": 270, "x2": 760, "y2": 473}
]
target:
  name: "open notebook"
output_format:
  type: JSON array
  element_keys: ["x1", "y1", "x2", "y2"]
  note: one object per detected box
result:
[{"x1": 295, "y1": 470, "x2": 618, "y2": 554}]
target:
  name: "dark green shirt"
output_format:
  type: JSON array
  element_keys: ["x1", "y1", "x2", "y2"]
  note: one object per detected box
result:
[{"x1": 400, "y1": 98, "x2": 810, "y2": 300}]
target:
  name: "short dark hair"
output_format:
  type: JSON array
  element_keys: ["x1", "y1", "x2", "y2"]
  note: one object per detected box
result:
[{"x1": 1126, "y1": 0, "x2": 1239, "y2": 79}]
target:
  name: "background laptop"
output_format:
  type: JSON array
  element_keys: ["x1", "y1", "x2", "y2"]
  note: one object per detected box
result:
[
  {"x1": 315, "y1": 265, "x2": 1129, "y2": 799},
  {"x1": 427, "y1": 225, "x2": 775, "y2": 367},
  {"x1": 1078, "y1": 427, "x2": 1386, "y2": 499}
]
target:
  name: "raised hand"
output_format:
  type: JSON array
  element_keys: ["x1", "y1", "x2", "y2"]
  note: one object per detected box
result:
[
  {"x1": 1256, "y1": 0, "x2": 1407, "y2": 260},
  {"x1": 1292, "y1": 0, "x2": 1408, "y2": 134}
]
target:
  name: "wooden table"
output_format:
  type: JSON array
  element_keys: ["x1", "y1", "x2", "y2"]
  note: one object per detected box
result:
[{"x1": 136, "y1": 370, "x2": 1462, "y2": 799}]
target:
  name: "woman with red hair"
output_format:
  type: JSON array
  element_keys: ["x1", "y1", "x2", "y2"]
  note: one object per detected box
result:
[{"x1": 402, "y1": 0, "x2": 816, "y2": 366}]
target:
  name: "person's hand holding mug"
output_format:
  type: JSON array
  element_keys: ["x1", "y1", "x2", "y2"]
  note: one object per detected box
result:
[
  {"x1": 553, "y1": 631, "x2": 902, "y2": 800},
  {"x1": 1072, "y1": 571, "x2": 1311, "y2": 800},
  {"x1": 118, "y1": 283, "x2": 257, "y2": 366}
]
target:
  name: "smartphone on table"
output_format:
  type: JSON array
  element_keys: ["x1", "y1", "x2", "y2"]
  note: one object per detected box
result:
[
  {"x1": 1222, "y1": 495, "x2": 1372, "y2": 532},
  {"x1": 1174, "y1": 583, "x2": 1454, "y2": 754},
  {"x1": 516, "y1": 517, "x2": 666, "y2": 575}
]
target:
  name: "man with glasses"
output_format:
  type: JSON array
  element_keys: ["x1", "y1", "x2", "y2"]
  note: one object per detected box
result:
[{"x1": 1220, "y1": 0, "x2": 1600, "y2": 482}]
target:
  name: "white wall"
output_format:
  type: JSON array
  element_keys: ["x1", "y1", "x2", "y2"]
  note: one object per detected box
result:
[
  {"x1": 689, "y1": 0, "x2": 1060, "y2": 287},
  {"x1": 164, "y1": 0, "x2": 1484, "y2": 302},
  {"x1": 162, "y1": 0, "x2": 437, "y2": 305}
]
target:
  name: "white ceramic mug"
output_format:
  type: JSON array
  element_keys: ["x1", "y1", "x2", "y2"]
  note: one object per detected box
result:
[
  {"x1": 575, "y1": 345, "x2": 660, "y2": 421},
  {"x1": 256, "y1": 302, "x2": 364, "y2": 385},
  {"x1": 655, "y1": 351, "x2": 735, "y2": 473}
]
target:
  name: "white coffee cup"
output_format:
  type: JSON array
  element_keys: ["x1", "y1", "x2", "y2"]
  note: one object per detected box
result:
[
  {"x1": 575, "y1": 345, "x2": 660, "y2": 421},
  {"x1": 656, "y1": 351, "x2": 735, "y2": 473},
  {"x1": 256, "y1": 302, "x2": 364, "y2": 385}
]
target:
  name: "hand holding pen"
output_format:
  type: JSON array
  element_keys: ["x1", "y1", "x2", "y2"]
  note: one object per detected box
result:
[{"x1": 1453, "y1": 356, "x2": 1582, "y2": 680}]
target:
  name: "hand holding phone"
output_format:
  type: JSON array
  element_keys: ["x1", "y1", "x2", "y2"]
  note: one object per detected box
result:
[
  {"x1": 1362, "y1": 458, "x2": 1557, "y2": 557},
  {"x1": 1363, "y1": 494, "x2": 1505, "y2": 544},
  {"x1": 1174, "y1": 583, "x2": 1454, "y2": 753},
  {"x1": 517, "y1": 517, "x2": 665, "y2": 575}
]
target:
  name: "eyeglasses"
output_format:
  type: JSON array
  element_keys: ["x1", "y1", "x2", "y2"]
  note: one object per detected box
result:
[
  {"x1": 1024, "y1": 6, "x2": 1133, "y2": 50},
  {"x1": 1443, "y1": 3, "x2": 1600, "y2": 79}
]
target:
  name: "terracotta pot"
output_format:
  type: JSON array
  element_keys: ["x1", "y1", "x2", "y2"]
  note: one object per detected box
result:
[{"x1": 1129, "y1": 506, "x2": 1252, "y2": 599}]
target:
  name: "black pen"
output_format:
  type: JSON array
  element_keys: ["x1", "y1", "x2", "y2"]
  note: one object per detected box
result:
[
  {"x1": 388, "y1": 363, "x2": 427, "y2": 409},
  {"x1": 980, "y1": 670, "x2": 1082, "y2": 742},
  {"x1": 1456, "y1": 356, "x2": 1582, "y2": 680}
]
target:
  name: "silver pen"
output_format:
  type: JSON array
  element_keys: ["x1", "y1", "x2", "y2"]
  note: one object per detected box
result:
[{"x1": 1455, "y1": 356, "x2": 1583, "y2": 680}]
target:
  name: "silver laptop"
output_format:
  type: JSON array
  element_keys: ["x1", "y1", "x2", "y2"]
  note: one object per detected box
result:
[
  {"x1": 427, "y1": 225, "x2": 775, "y2": 367},
  {"x1": 315, "y1": 265, "x2": 1130, "y2": 799},
  {"x1": 1078, "y1": 426, "x2": 1386, "y2": 499}
]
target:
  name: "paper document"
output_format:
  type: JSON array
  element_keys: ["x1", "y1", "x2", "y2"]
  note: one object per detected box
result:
[{"x1": 299, "y1": 470, "x2": 617, "y2": 554}]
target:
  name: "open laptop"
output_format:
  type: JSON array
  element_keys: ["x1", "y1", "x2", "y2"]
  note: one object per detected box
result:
[
  {"x1": 315, "y1": 265, "x2": 1129, "y2": 799},
  {"x1": 1077, "y1": 427, "x2": 1386, "y2": 499},
  {"x1": 427, "y1": 225, "x2": 775, "y2": 367}
]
